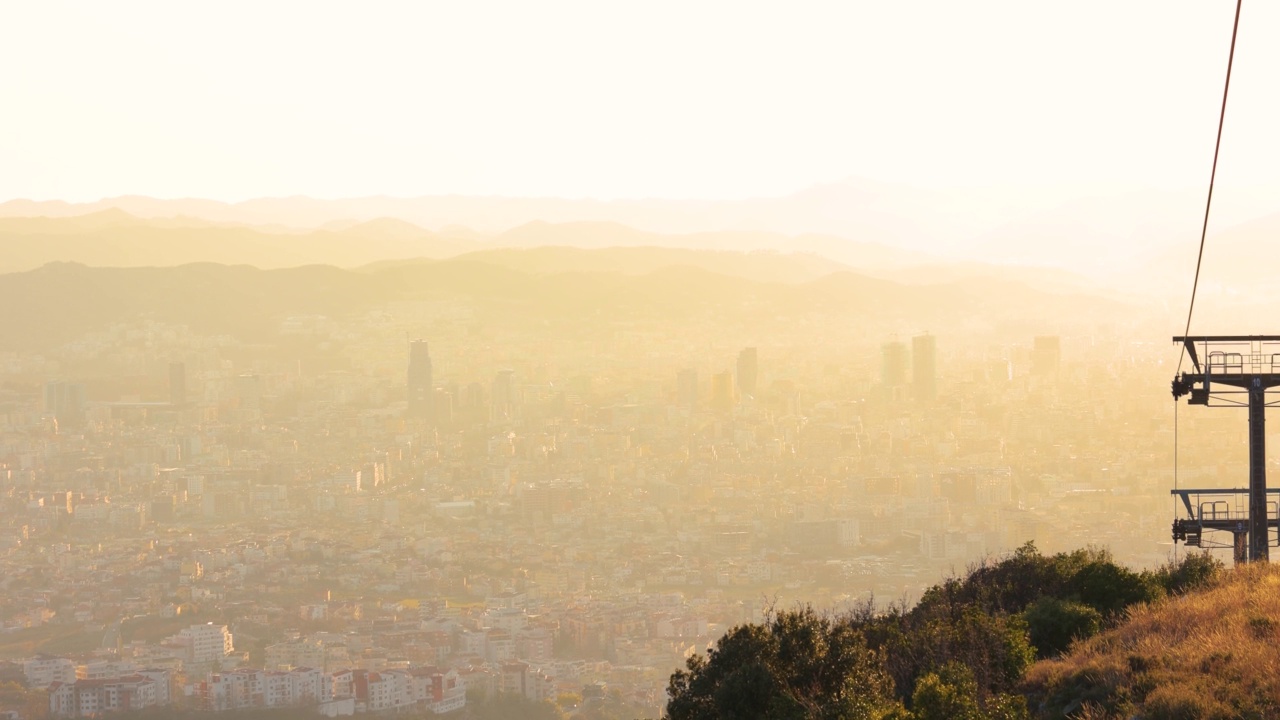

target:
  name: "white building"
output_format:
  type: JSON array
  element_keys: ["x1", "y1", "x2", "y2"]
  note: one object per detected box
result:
[
  {"x1": 208, "y1": 669, "x2": 261, "y2": 711},
  {"x1": 208, "y1": 667, "x2": 329, "y2": 710},
  {"x1": 49, "y1": 675, "x2": 165, "y2": 718},
  {"x1": 170, "y1": 623, "x2": 234, "y2": 666},
  {"x1": 354, "y1": 669, "x2": 413, "y2": 712},
  {"x1": 24, "y1": 656, "x2": 77, "y2": 688},
  {"x1": 408, "y1": 668, "x2": 466, "y2": 714}
]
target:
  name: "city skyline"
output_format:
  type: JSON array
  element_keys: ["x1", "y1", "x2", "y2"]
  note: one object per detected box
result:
[{"x1": 2, "y1": 1, "x2": 1275, "y2": 717}]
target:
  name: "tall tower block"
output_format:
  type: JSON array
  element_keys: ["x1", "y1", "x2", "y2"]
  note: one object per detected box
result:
[
  {"x1": 491, "y1": 369, "x2": 515, "y2": 422},
  {"x1": 408, "y1": 340, "x2": 433, "y2": 419},
  {"x1": 881, "y1": 341, "x2": 908, "y2": 388}
]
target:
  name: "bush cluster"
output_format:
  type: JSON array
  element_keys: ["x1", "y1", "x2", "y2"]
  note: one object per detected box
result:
[{"x1": 666, "y1": 544, "x2": 1222, "y2": 720}]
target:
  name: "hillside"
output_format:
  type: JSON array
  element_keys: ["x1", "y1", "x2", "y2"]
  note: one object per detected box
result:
[
  {"x1": 0, "y1": 259, "x2": 1129, "y2": 351},
  {"x1": 663, "y1": 544, "x2": 1223, "y2": 720},
  {"x1": 0, "y1": 179, "x2": 1032, "y2": 241},
  {"x1": 489, "y1": 221, "x2": 931, "y2": 270},
  {"x1": 0, "y1": 210, "x2": 928, "y2": 275},
  {"x1": 412, "y1": 246, "x2": 853, "y2": 284},
  {"x1": 0, "y1": 211, "x2": 477, "y2": 272},
  {"x1": 1024, "y1": 563, "x2": 1280, "y2": 718},
  {"x1": 0, "y1": 209, "x2": 1168, "y2": 297},
  {"x1": 8, "y1": 182, "x2": 1279, "y2": 258}
]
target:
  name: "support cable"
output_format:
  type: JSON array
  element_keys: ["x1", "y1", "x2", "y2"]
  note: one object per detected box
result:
[{"x1": 1177, "y1": 0, "x2": 1244, "y2": 375}]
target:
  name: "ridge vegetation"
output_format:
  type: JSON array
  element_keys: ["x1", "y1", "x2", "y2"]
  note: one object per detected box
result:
[
  {"x1": 1026, "y1": 561, "x2": 1280, "y2": 718},
  {"x1": 665, "y1": 543, "x2": 1223, "y2": 720}
]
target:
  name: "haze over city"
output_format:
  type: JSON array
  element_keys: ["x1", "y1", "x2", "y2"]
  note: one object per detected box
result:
[{"x1": 3, "y1": 2, "x2": 1280, "y2": 719}]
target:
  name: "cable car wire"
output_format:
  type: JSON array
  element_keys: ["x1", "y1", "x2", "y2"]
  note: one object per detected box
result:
[{"x1": 1177, "y1": 0, "x2": 1243, "y2": 375}]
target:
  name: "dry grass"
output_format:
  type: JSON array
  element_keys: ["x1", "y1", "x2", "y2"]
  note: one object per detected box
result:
[{"x1": 1024, "y1": 564, "x2": 1280, "y2": 719}]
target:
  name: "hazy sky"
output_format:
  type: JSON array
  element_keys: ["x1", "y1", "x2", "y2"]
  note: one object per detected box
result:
[{"x1": 4, "y1": 1, "x2": 1280, "y2": 202}]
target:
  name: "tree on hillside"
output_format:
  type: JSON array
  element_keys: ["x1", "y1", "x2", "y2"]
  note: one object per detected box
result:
[
  {"x1": 1021, "y1": 597, "x2": 1102, "y2": 659},
  {"x1": 666, "y1": 549, "x2": 1225, "y2": 719},
  {"x1": 902, "y1": 542, "x2": 1170, "y2": 661},
  {"x1": 878, "y1": 607, "x2": 1034, "y2": 706},
  {"x1": 666, "y1": 606, "x2": 905, "y2": 720},
  {"x1": 0, "y1": 681, "x2": 48, "y2": 720},
  {"x1": 912, "y1": 544, "x2": 1161, "y2": 623},
  {"x1": 1151, "y1": 551, "x2": 1222, "y2": 595},
  {"x1": 909, "y1": 663, "x2": 1029, "y2": 720},
  {"x1": 909, "y1": 663, "x2": 985, "y2": 720}
]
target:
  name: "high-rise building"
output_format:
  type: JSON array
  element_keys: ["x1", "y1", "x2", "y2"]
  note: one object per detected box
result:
[
  {"x1": 1031, "y1": 336, "x2": 1061, "y2": 375},
  {"x1": 736, "y1": 347, "x2": 758, "y2": 398},
  {"x1": 492, "y1": 369, "x2": 516, "y2": 422},
  {"x1": 44, "y1": 382, "x2": 62, "y2": 416},
  {"x1": 44, "y1": 381, "x2": 86, "y2": 425},
  {"x1": 912, "y1": 334, "x2": 936, "y2": 401},
  {"x1": 172, "y1": 623, "x2": 234, "y2": 667},
  {"x1": 881, "y1": 341, "x2": 908, "y2": 387},
  {"x1": 677, "y1": 368, "x2": 698, "y2": 408},
  {"x1": 407, "y1": 340, "x2": 433, "y2": 419},
  {"x1": 710, "y1": 371, "x2": 734, "y2": 413},
  {"x1": 169, "y1": 362, "x2": 187, "y2": 406}
]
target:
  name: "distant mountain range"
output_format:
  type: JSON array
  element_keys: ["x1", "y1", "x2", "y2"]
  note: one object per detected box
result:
[
  {"x1": 0, "y1": 204, "x2": 1149, "y2": 300},
  {"x1": 362, "y1": 247, "x2": 852, "y2": 285},
  {"x1": 0, "y1": 259, "x2": 1131, "y2": 351},
  {"x1": 0, "y1": 208, "x2": 937, "y2": 280},
  {"x1": 6, "y1": 180, "x2": 1280, "y2": 320},
  {"x1": 0, "y1": 180, "x2": 1003, "y2": 244},
  {"x1": 5, "y1": 180, "x2": 1280, "y2": 287},
  {"x1": 0, "y1": 210, "x2": 472, "y2": 271}
]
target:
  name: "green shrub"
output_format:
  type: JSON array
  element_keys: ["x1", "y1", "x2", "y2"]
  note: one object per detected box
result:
[
  {"x1": 1154, "y1": 552, "x2": 1224, "y2": 595},
  {"x1": 910, "y1": 663, "x2": 985, "y2": 720},
  {"x1": 1023, "y1": 597, "x2": 1103, "y2": 658},
  {"x1": 1067, "y1": 557, "x2": 1163, "y2": 618},
  {"x1": 666, "y1": 607, "x2": 904, "y2": 720}
]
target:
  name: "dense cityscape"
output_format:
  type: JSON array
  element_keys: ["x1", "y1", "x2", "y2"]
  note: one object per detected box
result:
[
  {"x1": 7, "y1": 1, "x2": 1280, "y2": 715},
  {"x1": 0, "y1": 291, "x2": 1244, "y2": 718}
]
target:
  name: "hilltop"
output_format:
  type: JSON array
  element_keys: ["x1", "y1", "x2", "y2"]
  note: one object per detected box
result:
[
  {"x1": 0, "y1": 258, "x2": 1128, "y2": 352},
  {"x1": 0, "y1": 210, "x2": 929, "y2": 276},
  {"x1": 0, "y1": 210, "x2": 476, "y2": 271},
  {"x1": 1025, "y1": 562, "x2": 1280, "y2": 718},
  {"x1": 663, "y1": 544, "x2": 1226, "y2": 720},
  {"x1": 372, "y1": 246, "x2": 854, "y2": 284},
  {"x1": 8, "y1": 182, "x2": 1280, "y2": 286},
  {"x1": 0, "y1": 206, "x2": 1204, "y2": 302}
]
